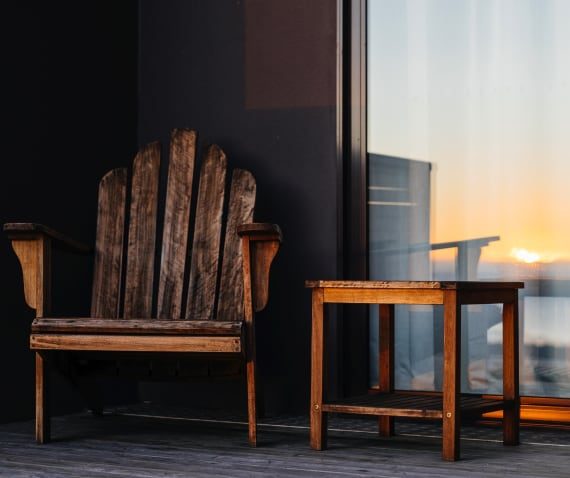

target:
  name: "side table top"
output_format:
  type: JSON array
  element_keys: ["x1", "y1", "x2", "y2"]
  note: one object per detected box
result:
[{"x1": 305, "y1": 280, "x2": 524, "y2": 290}]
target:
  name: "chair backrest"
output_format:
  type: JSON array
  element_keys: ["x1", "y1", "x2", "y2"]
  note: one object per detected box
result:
[{"x1": 90, "y1": 129, "x2": 256, "y2": 321}]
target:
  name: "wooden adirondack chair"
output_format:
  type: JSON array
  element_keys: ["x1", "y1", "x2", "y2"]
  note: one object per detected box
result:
[{"x1": 4, "y1": 129, "x2": 281, "y2": 446}]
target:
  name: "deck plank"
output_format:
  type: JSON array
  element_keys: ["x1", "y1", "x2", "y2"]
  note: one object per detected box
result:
[{"x1": 0, "y1": 411, "x2": 568, "y2": 477}]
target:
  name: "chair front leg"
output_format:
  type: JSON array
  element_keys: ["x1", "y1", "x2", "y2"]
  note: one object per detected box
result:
[
  {"x1": 245, "y1": 319, "x2": 258, "y2": 447},
  {"x1": 35, "y1": 351, "x2": 50, "y2": 444}
]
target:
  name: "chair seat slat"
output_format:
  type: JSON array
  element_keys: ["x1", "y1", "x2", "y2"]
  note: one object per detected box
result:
[{"x1": 32, "y1": 318, "x2": 242, "y2": 336}]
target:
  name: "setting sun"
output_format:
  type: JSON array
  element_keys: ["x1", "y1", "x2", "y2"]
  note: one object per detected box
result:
[{"x1": 510, "y1": 248, "x2": 541, "y2": 264}]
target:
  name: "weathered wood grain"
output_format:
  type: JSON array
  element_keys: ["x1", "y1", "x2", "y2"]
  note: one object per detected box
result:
[
  {"x1": 157, "y1": 129, "x2": 197, "y2": 319},
  {"x1": 35, "y1": 352, "x2": 50, "y2": 444},
  {"x1": 10, "y1": 235, "x2": 51, "y2": 317},
  {"x1": 442, "y1": 289, "x2": 461, "y2": 461},
  {"x1": 236, "y1": 223, "x2": 282, "y2": 238},
  {"x1": 251, "y1": 241, "x2": 280, "y2": 312},
  {"x1": 91, "y1": 168, "x2": 128, "y2": 318},
  {"x1": 306, "y1": 280, "x2": 525, "y2": 290},
  {"x1": 378, "y1": 304, "x2": 395, "y2": 436},
  {"x1": 323, "y1": 288, "x2": 445, "y2": 304},
  {"x1": 4, "y1": 129, "x2": 285, "y2": 450},
  {"x1": 503, "y1": 297, "x2": 520, "y2": 445},
  {"x1": 186, "y1": 145, "x2": 227, "y2": 321},
  {"x1": 30, "y1": 334, "x2": 242, "y2": 353},
  {"x1": 322, "y1": 393, "x2": 505, "y2": 418},
  {"x1": 241, "y1": 235, "x2": 258, "y2": 446},
  {"x1": 309, "y1": 288, "x2": 327, "y2": 451},
  {"x1": 238, "y1": 223, "x2": 282, "y2": 313},
  {"x1": 124, "y1": 142, "x2": 161, "y2": 318},
  {"x1": 4, "y1": 223, "x2": 91, "y2": 253},
  {"x1": 309, "y1": 280, "x2": 521, "y2": 461},
  {"x1": 31, "y1": 318, "x2": 242, "y2": 336},
  {"x1": 2, "y1": 411, "x2": 569, "y2": 477},
  {"x1": 217, "y1": 169, "x2": 256, "y2": 321}
]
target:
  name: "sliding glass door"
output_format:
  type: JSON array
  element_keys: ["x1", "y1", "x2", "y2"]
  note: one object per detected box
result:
[{"x1": 367, "y1": 0, "x2": 570, "y2": 398}]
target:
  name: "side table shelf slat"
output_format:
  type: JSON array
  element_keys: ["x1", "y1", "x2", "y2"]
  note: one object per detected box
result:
[{"x1": 322, "y1": 392, "x2": 505, "y2": 420}]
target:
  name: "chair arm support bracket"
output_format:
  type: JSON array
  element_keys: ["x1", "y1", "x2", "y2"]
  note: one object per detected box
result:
[
  {"x1": 239, "y1": 223, "x2": 281, "y2": 313},
  {"x1": 8, "y1": 234, "x2": 51, "y2": 316},
  {"x1": 4, "y1": 223, "x2": 92, "y2": 316}
]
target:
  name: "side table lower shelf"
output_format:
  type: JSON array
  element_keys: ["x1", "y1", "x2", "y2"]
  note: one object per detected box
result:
[{"x1": 323, "y1": 392, "x2": 507, "y2": 419}]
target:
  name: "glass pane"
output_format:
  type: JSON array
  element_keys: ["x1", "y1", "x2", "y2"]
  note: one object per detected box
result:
[{"x1": 368, "y1": 0, "x2": 570, "y2": 397}]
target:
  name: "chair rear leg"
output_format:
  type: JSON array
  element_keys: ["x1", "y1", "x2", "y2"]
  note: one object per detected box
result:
[{"x1": 35, "y1": 352, "x2": 50, "y2": 444}]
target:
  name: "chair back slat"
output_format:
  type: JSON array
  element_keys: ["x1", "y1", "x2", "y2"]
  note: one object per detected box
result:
[
  {"x1": 157, "y1": 129, "x2": 197, "y2": 319},
  {"x1": 185, "y1": 145, "x2": 227, "y2": 320},
  {"x1": 216, "y1": 169, "x2": 256, "y2": 321},
  {"x1": 90, "y1": 168, "x2": 127, "y2": 318},
  {"x1": 123, "y1": 142, "x2": 160, "y2": 318},
  {"x1": 90, "y1": 131, "x2": 257, "y2": 322}
]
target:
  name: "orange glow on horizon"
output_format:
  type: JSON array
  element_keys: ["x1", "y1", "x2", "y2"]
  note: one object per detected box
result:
[
  {"x1": 429, "y1": 244, "x2": 569, "y2": 266},
  {"x1": 367, "y1": 0, "x2": 570, "y2": 268}
]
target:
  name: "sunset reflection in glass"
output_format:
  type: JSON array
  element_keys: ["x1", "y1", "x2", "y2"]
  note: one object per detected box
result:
[{"x1": 367, "y1": 0, "x2": 570, "y2": 398}]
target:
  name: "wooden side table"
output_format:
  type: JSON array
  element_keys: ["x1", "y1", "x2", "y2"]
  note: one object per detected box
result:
[{"x1": 306, "y1": 280, "x2": 523, "y2": 461}]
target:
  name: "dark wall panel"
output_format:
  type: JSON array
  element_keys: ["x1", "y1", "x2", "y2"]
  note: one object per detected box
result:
[
  {"x1": 138, "y1": 0, "x2": 338, "y2": 412},
  {"x1": 0, "y1": 1, "x2": 138, "y2": 423}
]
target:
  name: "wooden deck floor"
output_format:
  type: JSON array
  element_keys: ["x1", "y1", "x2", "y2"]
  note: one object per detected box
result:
[{"x1": 1, "y1": 407, "x2": 569, "y2": 477}]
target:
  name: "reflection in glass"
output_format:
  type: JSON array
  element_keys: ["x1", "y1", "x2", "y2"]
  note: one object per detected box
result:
[{"x1": 368, "y1": 0, "x2": 570, "y2": 397}]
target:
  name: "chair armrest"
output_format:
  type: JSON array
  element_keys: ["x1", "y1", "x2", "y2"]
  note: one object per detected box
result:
[
  {"x1": 237, "y1": 223, "x2": 282, "y2": 242},
  {"x1": 239, "y1": 223, "x2": 281, "y2": 313},
  {"x1": 3, "y1": 223, "x2": 92, "y2": 316},
  {"x1": 4, "y1": 223, "x2": 92, "y2": 254}
]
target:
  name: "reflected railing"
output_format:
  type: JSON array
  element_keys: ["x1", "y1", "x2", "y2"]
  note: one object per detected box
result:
[{"x1": 371, "y1": 235, "x2": 500, "y2": 281}]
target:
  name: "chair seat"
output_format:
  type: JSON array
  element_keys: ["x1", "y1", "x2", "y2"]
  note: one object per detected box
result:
[{"x1": 31, "y1": 318, "x2": 243, "y2": 336}]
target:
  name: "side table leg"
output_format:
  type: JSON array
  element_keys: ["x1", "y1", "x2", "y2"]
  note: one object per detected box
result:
[
  {"x1": 378, "y1": 304, "x2": 395, "y2": 437},
  {"x1": 310, "y1": 288, "x2": 327, "y2": 450},
  {"x1": 503, "y1": 296, "x2": 520, "y2": 446},
  {"x1": 442, "y1": 291, "x2": 461, "y2": 461}
]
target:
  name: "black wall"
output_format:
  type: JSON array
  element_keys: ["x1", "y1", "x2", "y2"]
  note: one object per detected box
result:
[
  {"x1": 1, "y1": 0, "x2": 338, "y2": 422},
  {"x1": 0, "y1": 2, "x2": 138, "y2": 423},
  {"x1": 137, "y1": 0, "x2": 338, "y2": 412}
]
